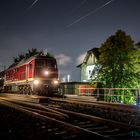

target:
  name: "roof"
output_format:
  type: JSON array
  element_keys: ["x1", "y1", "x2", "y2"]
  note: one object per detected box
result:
[
  {"x1": 88, "y1": 48, "x2": 100, "y2": 60},
  {"x1": 77, "y1": 48, "x2": 99, "y2": 68},
  {"x1": 8, "y1": 54, "x2": 55, "y2": 70}
]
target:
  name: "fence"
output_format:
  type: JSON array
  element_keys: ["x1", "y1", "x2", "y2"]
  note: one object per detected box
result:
[
  {"x1": 78, "y1": 85, "x2": 94, "y2": 96},
  {"x1": 60, "y1": 82, "x2": 140, "y2": 105},
  {"x1": 78, "y1": 87, "x2": 140, "y2": 105},
  {"x1": 62, "y1": 85, "x2": 140, "y2": 105}
]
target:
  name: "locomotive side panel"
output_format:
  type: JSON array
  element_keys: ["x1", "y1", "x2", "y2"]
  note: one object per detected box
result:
[
  {"x1": 5, "y1": 64, "x2": 27, "y2": 83},
  {"x1": 28, "y1": 60, "x2": 35, "y2": 79},
  {"x1": 18, "y1": 65, "x2": 26, "y2": 81}
]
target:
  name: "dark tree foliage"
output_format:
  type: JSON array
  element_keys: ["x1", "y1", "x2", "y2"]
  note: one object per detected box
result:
[
  {"x1": 13, "y1": 54, "x2": 25, "y2": 63},
  {"x1": 135, "y1": 42, "x2": 140, "y2": 85},
  {"x1": 96, "y1": 30, "x2": 139, "y2": 88},
  {"x1": 13, "y1": 48, "x2": 54, "y2": 63},
  {"x1": 136, "y1": 42, "x2": 140, "y2": 48},
  {"x1": 25, "y1": 48, "x2": 41, "y2": 59}
]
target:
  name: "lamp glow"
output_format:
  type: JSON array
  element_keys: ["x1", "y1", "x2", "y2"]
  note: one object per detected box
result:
[
  {"x1": 44, "y1": 71, "x2": 49, "y2": 75},
  {"x1": 33, "y1": 80, "x2": 39, "y2": 85},
  {"x1": 53, "y1": 80, "x2": 59, "y2": 84}
]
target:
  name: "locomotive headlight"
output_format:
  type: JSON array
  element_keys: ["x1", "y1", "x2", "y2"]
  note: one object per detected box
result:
[
  {"x1": 33, "y1": 80, "x2": 39, "y2": 85},
  {"x1": 53, "y1": 80, "x2": 59, "y2": 85},
  {"x1": 44, "y1": 70, "x2": 49, "y2": 75}
]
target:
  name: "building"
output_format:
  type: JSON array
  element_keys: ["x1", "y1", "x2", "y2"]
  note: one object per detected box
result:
[
  {"x1": 59, "y1": 48, "x2": 100, "y2": 96},
  {"x1": 77, "y1": 48, "x2": 100, "y2": 82},
  {"x1": 60, "y1": 82, "x2": 91, "y2": 95}
]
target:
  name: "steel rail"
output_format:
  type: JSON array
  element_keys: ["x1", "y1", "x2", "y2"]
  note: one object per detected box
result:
[
  {"x1": 0, "y1": 98, "x2": 111, "y2": 140},
  {"x1": 47, "y1": 106, "x2": 140, "y2": 139},
  {"x1": 46, "y1": 97, "x2": 140, "y2": 126},
  {"x1": 50, "y1": 97, "x2": 140, "y2": 113}
]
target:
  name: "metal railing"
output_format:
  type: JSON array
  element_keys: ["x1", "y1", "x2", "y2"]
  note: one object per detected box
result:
[
  {"x1": 78, "y1": 87, "x2": 140, "y2": 105},
  {"x1": 61, "y1": 85, "x2": 140, "y2": 105}
]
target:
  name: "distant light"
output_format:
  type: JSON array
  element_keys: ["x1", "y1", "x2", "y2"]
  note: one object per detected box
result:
[{"x1": 120, "y1": 100, "x2": 123, "y2": 104}]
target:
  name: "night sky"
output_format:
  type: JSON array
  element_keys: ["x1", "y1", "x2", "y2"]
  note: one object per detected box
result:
[{"x1": 0, "y1": 0, "x2": 140, "y2": 81}]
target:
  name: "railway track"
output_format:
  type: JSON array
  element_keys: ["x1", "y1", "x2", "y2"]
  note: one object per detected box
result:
[
  {"x1": 64, "y1": 95, "x2": 140, "y2": 111},
  {"x1": 46, "y1": 97, "x2": 140, "y2": 126},
  {"x1": 47, "y1": 106, "x2": 140, "y2": 140},
  {"x1": 0, "y1": 97, "x2": 110, "y2": 139},
  {"x1": 0, "y1": 97, "x2": 139, "y2": 140}
]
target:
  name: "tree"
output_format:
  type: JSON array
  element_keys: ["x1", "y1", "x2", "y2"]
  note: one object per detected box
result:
[
  {"x1": 13, "y1": 48, "x2": 54, "y2": 63},
  {"x1": 135, "y1": 42, "x2": 140, "y2": 86},
  {"x1": 93, "y1": 30, "x2": 140, "y2": 104},
  {"x1": 13, "y1": 54, "x2": 25, "y2": 63},
  {"x1": 25, "y1": 48, "x2": 40, "y2": 59},
  {"x1": 96, "y1": 30, "x2": 139, "y2": 88}
]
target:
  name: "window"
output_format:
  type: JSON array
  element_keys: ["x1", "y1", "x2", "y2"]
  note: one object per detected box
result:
[
  {"x1": 36, "y1": 59, "x2": 57, "y2": 69},
  {"x1": 46, "y1": 60, "x2": 57, "y2": 68},
  {"x1": 36, "y1": 59, "x2": 45, "y2": 67},
  {"x1": 86, "y1": 65, "x2": 94, "y2": 80}
]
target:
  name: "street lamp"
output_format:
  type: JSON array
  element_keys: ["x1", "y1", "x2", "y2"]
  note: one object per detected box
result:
[{"x1": 67, "y1": 74, "x2": 70, "y2": 82}]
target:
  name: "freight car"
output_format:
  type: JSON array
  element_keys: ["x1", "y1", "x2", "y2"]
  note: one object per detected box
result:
[{"x1": 0, "y1": 54, "x2": 61, "y2": 96}]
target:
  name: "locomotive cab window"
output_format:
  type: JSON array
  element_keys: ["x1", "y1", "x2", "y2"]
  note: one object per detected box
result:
[
  {"x1": 46, "y1": 60, "x2": 57, "y2": 69},
  {"x1": 36, "y1": 59, "x2": 57, "y2": 69},
  {"x1": 36, "y1": 59, "x2": 45, "y2": 67}
]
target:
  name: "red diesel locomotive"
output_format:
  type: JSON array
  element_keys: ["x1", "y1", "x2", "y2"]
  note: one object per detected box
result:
[{"x1": 0, "y1": 54, "x2": 60, "y2": 96}]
